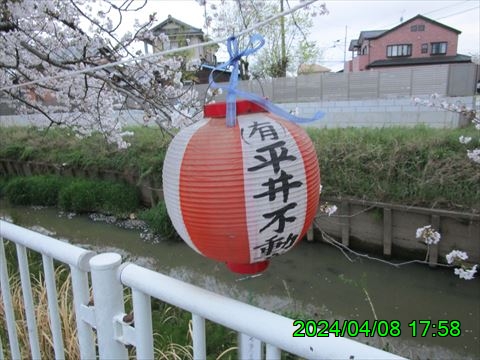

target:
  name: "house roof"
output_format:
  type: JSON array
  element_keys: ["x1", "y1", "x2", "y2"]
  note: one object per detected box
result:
[
  {"x1": 351, "y1": 14, "x2": 462, "y2": 48},
  {"x1": 367, "y1": 54, "x2": 471, "y2": 68},
  {"x1": 358, "y1": 30, "x2": 387, "y2": 43},
  {"x1": 349, "y1": 30, "x2": 387, "y2": 50},
  {"x1": 348, "y1": 39, "x2": 358, "y2": 51},
  {"x1": 150, "y1": 15, "x2": 204, "y2": 38},
  {"x1": 298, "y1": 64, "x2": 331, "y2": 74},
  {"x1": 373, "y1": 14, "x2": 462, "y2": 39}
]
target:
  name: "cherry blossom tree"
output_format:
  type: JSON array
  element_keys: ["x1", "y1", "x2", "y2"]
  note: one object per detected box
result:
[
  {"x1": 0, "y1": 0, "x2": 203, "y2": 148},
  {"x1": 200, "y1": 0, "x2": 328, "y2": 78}
]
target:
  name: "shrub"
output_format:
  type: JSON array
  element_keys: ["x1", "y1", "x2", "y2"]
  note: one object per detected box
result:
[
  {"x1": 138, "y1": 201, "x2": 179, "y2": 240},
  {"x1": 58, "y1": 179, "x2": 101, "y2": 213},
  {"x1": 97, "y1": 181, "x2": 140, "y2": 215},
  {"x1": 4, "y1": 175, "x2": 69, "y2": 206},
  {"x1": 58, "y1": 179, "x2": 139, "y2": 216}
]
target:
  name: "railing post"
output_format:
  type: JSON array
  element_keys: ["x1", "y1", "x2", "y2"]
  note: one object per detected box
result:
[
  {"x1": 265, "y1": 343, "x2": 281, "y2": 359},
  {"x1": 192, "y1": 314, "x2": 206, "y2": 360},
  {"x1": 16, "y1": 244, "x2": 41, "y2": 359},
  {"x1": 42, "y1": 254, "x2": 65, "y2": 359},
  {"x1": 90, "y1": 253, "x2": 128, "y2": 360},
  {"x1": 70, "y1": 266, "x2": 97, "y2": 359},
  {"x1": 0, "y1": 239, "x2": 21, "y2": 359},
  {"x1": 131, "y1": 288, "x2": 154, "y2": 359},
  {"x1": 238, "y1": 333, "x2": 262, "y2": 360}
]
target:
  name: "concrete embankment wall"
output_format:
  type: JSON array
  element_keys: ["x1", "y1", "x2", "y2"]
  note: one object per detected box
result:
[
  {"x1": 1, "y1": 159, "x2": 478, "y2": 265},
  {"x1": 314, "y1": 198, "x2": 479, "y2": 265}
]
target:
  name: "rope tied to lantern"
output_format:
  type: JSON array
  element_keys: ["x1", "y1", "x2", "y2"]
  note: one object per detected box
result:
[{"x1": 208, "y1": 34, "x2": 326, "y2": 127}]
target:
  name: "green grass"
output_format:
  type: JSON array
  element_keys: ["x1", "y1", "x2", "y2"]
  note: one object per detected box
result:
[
  {"x1": 0, "y1": 124, "x2": 479, "y2": 212},
  {"x1": 0, "y1": 126, "x2": 170, "y2": 184},
  {"x1": 306, "y1": 125, "x2": 479, "y2": 211}
]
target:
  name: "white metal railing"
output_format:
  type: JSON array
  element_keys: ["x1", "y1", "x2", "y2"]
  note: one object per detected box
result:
[{"x1": 0, "y1": 220, "x2": 407, "y2": 359}]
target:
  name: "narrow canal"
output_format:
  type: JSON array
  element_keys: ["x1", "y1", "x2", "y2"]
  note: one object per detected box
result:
[{"x1": 1, "y1": 205, "x2": 479, "y2": 359}]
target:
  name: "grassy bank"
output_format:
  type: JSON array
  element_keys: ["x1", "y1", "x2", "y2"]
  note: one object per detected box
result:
[{"x1": 0, "y1": 125, "x2": 478, "y2": 212}]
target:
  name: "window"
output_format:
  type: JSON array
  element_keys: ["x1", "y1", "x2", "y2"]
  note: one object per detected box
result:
[
  {"x1": 421, "y1": 43, "x2": 428, "y2": 54},
  {"x1": 431, "y1": 42, "x2": 447, "y2": 55},
  {"x1": 387, "y1": 44, "x2": 412, "y2": 57},
  {"x1": 411, "y1": 24, "x2": 425, "y2": 32}
]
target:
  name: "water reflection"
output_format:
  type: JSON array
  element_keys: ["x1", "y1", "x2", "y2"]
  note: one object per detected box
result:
[{"x1": 1, "y1": 205, "x2": 479, "y2": 359}]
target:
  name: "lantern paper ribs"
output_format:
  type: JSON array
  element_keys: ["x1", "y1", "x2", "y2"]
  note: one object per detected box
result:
[{"x1": 163, "y1": 101, "x2": 320, "y2": 274}]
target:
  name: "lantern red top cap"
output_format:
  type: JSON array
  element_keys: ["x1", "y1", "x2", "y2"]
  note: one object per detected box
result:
[{"x1": 204, "y1": 100, "x2": 268, "y2": 118}]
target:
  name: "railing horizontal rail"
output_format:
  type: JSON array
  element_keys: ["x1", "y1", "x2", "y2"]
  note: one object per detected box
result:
[
  {"x1": 0, "y1": 220, "x2": 95, "y2": 270},
  {"x1": 120, "y1": 262, "x2": 406, "y2": 360}
]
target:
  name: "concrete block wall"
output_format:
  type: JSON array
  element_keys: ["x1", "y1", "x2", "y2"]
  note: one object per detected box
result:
[
  {"x1": 278, "y1": 96, "x2": 474, "y2": 129},
  {"x1": 0, "y1": 98, "x2": 471, "y2": 129}
]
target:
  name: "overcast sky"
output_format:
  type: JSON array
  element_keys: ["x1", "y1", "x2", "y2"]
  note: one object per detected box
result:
[{"x1": 127, "y1": 0, "x2": 479, "y2": 71}]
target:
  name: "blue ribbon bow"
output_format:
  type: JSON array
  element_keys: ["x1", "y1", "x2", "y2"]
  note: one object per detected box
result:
[{"x1": 209, "y1": 34, "x2": 325, "y2": 127}]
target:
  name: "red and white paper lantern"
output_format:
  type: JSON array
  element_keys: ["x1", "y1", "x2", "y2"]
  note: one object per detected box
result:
[{"x1": 162, "y1": 100, "x2": 320, "y2": 274}]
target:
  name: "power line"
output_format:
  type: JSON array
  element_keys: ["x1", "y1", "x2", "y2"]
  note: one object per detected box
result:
[
  {"x1": 434, "y1": 5, "x2": 479, "y2": 20},
  {"x1": 374, "y1": 1, "x2": 478, "y2": 32},
  {"x1": 422, "y1": 0, "x2": 471, "y2": 16},
  {"x1": 0, "y1": 0, "x2": 318, "y2": 92}
]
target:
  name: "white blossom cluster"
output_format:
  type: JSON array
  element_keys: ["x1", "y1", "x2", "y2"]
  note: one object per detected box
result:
[
  {"x1": 446, "y1": 250, "x2": 469, "y2": 264},
  {"x1": 454, "y1": 265, "x2": 478, "y2": 280},
  {"x1": 467, "y1": 149, "x2": 480, "y2": 163},
  {"x1": 0, "y1": 0, "x2": 202, "y2": 147},
  {"x1": 318, "y1": 203, "x2": 338, "y2": 216},
  {"x1": 415, "y1": 225, "x2": 441, "y2": 245},
  {"x1": 445, "y1": 250, "x2": 477, "y2": 280}
]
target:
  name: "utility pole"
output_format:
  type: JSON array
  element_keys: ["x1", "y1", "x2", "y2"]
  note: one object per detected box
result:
[
  {"x1": 280, "y1": 0, "x2": 287, "y2": 77},
  {"x1": 343, "y1": 25, "x2": 347, "y2": 70}
]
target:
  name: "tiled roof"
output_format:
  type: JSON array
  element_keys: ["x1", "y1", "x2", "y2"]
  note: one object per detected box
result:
[
  {"x1": 367, "y1": 54, "x2": 471, "y2": 68},
  {"x1": 358, "y1": 30, "x2": 387, "y2": 42},
  {"x1": 151, "y1": 15, "x2": 204, "y2": 37}
]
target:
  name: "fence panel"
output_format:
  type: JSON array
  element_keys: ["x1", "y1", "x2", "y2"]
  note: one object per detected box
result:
[
  {"x1": 448, "y1": 63, "x2": 479, "y2": 96},
  {"x1": 297, "y1": 74, "x2": 322, "y2": 102},
  {"x1": 322, "y1": 72, "x2": 349, "y2": 100},
  {"x1": 411, "y1": 65, "x2": 449, "y2": 96},
  {"x1": 349, "y1": 71, "x2": 379, "y2": 99}
]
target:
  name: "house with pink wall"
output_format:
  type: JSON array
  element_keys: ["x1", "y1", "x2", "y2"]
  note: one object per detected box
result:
[{"x1": 345, "y1": 14, "x2": 472, "y2": 72}]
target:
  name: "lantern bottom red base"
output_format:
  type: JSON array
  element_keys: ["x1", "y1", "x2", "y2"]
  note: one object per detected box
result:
[{"x1": 225, "y1": 260, "x2": 270, "y2": 274}]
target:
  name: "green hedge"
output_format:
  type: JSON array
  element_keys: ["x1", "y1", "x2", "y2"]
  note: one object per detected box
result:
[
  {"x1": 4, "y1": 175, "x2": 140, "y2": 216},
  {"x1": 58, "y1": 179, "x2": 139, "y2": 215},
  {"x1": 5, "y1": 175, "x2": 69, "y2": 206}
]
